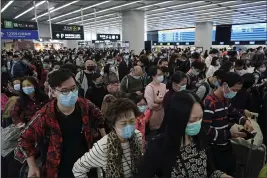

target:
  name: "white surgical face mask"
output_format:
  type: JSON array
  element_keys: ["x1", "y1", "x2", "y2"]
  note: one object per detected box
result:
[{"x1": 156, "y1": 75, "x2": 164, "y2": 83}]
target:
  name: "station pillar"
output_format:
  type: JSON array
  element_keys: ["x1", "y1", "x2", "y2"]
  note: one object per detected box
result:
[
  {"x1": 122, "y1": 10, "x2": 145, "y2": 53},
  {"x1": 195, "y1": 22, "x2": 213, "y2": 51}
]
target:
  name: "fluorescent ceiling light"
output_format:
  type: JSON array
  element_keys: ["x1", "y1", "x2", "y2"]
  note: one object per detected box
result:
[
  {"x1": 83, "y1": 17, "x2": 120, "y2": 26},
  {"x1": 146, "y1": 1, "x2": 238, "y2": 17},
  {"x1": 1, "y1": 1, "x2": 14, "y2": 13},
  {"x1": 150, "y1": 1, "x2": 205, "y2": 12},
  {"x1": 50, "y1": 1, "x2": 110, "y2": 21},
  {"x1": 230, "y1": 1, "x2": 267, "y2": 8},
  {"x1": 136, "y1": 1, "x2": 172, "y2": 9},
  {"x1": 72, "y1": 13, "x2": 116, "y2": 24},
  {"x1": 57, "y1": 1, "x2": 141, "y2": 23},
  {"x1": 32, "y1": 1, "x2": 79, "y2": 20},
  {"x1": 14, "y1": 1, "x2": 46, "y2": 19}
]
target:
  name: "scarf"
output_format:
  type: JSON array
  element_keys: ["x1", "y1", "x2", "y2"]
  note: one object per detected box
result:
[{"x1": 106, "y1": 130, "x2": 141, "y2": 178}]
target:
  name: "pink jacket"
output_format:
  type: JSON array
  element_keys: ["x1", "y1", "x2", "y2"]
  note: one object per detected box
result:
[{"x1": 136, "y1": 109, "x2": 151, "y2": 148}]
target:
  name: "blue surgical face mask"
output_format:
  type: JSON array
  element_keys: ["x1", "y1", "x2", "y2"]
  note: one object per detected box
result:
[
  {"x1": 215, "y1": 81, "x2": 220, "y2": 87},
  {"x1": 118, "y1": 124, "x2": 135, "y2": 139},
  {"x1": 58, "y1": 90, "x2": 78, "y2": 107},
  {"x1": 185, "y1": 119, "x2": 202, "y2": 136},
  {"x1": 223, "y1": 86, "x2": 237, "y2": 99},
  {"x1": 179, "y1": 85, "x2": 187, "y2": 91},
  {"x1": 138, "y1": 105, "x2": 147, "y2": 113},
  {"x1": 22, "y1": 86, "x2": 35, "y2": 95},
  {"x1": 14, "y1": 84, "x2": 21, "y2": 91}
]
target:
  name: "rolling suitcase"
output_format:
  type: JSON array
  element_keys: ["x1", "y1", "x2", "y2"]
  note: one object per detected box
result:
[{"x1": 231, "y1": 139, "x2": 266, "y2": 177}]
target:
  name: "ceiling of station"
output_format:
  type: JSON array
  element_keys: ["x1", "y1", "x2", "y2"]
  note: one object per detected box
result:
[{"x1": 1, "y1": 0, "x2": 267, "y2": 32}]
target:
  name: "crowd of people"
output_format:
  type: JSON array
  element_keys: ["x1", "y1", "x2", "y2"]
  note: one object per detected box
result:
[{"x1": 1, "y1": 45, "x2": 267, "y2": 178}]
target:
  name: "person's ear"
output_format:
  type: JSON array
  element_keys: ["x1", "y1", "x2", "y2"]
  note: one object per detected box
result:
[{"x1": 50, "y1": 87, "x2": 57, "y2": 98}]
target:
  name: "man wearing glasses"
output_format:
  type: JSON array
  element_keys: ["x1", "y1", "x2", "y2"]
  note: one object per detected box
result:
[{"x1": 15, "y1": 69, "x2": 106, "y2": 178}]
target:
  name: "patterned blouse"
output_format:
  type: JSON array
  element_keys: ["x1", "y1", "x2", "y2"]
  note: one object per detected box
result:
[{"x1": 171, "y1": 141, "x2": 223, "y2": 178}]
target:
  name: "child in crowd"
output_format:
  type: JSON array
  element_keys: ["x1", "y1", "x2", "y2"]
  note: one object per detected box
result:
[{"x1": 130, "y1": 94, "x2": 151, "y2": 149}]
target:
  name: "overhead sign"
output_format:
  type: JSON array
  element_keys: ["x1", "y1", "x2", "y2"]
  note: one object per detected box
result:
[
  {"x1": 1, "y1": 19, "x2": 38, "y2": 30},
  {"x1": 97, "y1": 34, "x2": 120, "y2": 41},
  {"x1": 1, "y1": 29, "x2": 39, "y2": 39},
  {"x1": 78, "y1": 41, "x2": 89, "y2": 45},
  {"x1": 52, "y1": 24, "x2": 84, "y2": 40},
  {"x1": 1, "y1": 19, "x2": 39, "y2": 39}
]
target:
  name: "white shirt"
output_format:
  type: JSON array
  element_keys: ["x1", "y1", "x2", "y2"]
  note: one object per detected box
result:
[
  {"x1": 206, "y1": 65, "x2": 220, "y2": 78},
  {"x1": 205, "y1": 55, "x2": 213, "y2": 68}
]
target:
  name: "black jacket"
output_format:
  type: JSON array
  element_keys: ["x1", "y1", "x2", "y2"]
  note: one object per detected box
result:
[{"x1": 136, "y1": 135, "x2": 218, "y2": 178}]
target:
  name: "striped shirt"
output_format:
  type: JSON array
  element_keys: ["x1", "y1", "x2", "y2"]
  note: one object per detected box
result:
[
  {"x1": 72, "y1": 130, "x2": 142, "y2": 178},
  {"x1": 203, "y1": 93, "x2": 247, "y2": 145}
]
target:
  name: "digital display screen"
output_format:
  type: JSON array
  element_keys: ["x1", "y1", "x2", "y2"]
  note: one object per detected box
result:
[
  {"x1": 158, "y1": 27, "x2": 216, "y2": 42},
  {"x1": 231, "y1": 23, "x2": 267, "y2": 41}
]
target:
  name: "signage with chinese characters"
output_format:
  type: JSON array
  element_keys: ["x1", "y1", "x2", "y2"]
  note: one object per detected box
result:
[
  {"x1": 1, "y1": 19, "x2": 38, "y2": 30},
  {"x1": 78, "y1": 41, "x2": 89, "y2": 45},
  {"x1": 97, "y1": 34, "x2": 120, "y2": 41},
  {"x1": 1, "y1": 29, "x2": 39, "y2": 39},
  {"x1": 1, "y1": 19, "x2": 39, "y2": 39},
  {"x1": 52, "y1": 24, "x2": 84, "y2": 40}
]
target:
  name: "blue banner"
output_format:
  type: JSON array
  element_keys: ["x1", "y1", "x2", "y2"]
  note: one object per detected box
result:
[{"x1": 1, "y1": 29, "x2": 39, "y2": 39}]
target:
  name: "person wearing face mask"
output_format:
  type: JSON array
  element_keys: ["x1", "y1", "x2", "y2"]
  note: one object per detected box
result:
[
  {"x1": 253, "y1": 61, "x2": 266, "y2": 84},
  {"x1": 176, "y1": 53, "x2": 191, "y2": 73},
  {"x1": 144, "y1": 66, "x2": 167, "y2": 141},
  {"x1": 231, "y1": 59, "x2": 248, "y2": 76},
  {"x1": 137, "y1": 91, "x2": 231, "y2": 178},
  {"x1": 73, "y1": 98, "x2": 142, "y2": 178},
  {"x1": 14, "y1": 69, "x2": 105, "y2": 178},
  {"x1": 206, "y1": 57, "x2": 220, "y2": 78},
  {"x1": 75, "y1": 59, "x2": 98, "y2": 97},
  {"x1": 186, "y1": 60, "x2": 206, "y2": 90},
  {"x1": 85, "y1": 74, "x2": 107, "y2": 108},
  {"x1": 7, "y1": 77, "x2": 49, "y2": 178},
  {"x1": 158, "y1": 58, "x2": 169, "y2": 84},
  {"x1": 205, "y1": 48, "x2": 219, "y2": 68},
  {"x1": 120, "y1": 66, "x2": 144, "y2": 97},
  {"x1": 196, "y1": 69, "x2": 226, "y2": 101},
  {"x1": 203, "y1": 72, "x2": 254, "y2": 176},
  {"x1": 10, "y1": 54, "x2": 29, "y2": 79},
  {"x1": 130, "y1": 95, "x2": 151, "y2": 150}
]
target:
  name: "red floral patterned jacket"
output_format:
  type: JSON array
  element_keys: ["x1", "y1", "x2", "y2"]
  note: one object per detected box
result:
[{"x1": 14, "y1": 97, "x2": 104, "y2": 178}]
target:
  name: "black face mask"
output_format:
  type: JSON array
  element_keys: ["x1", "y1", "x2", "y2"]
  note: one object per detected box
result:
[
  {"x1": 87, "y1": 66, "x2": 95, "y2": 71},
  {"x1": 95, "y1": 83, "x2": 104, "y2": 88}
]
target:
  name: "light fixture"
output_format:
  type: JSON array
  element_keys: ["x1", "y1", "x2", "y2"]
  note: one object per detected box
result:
[
  {"x1": 72, "y1": 13, "x2": 116, "y2": 24},
  {"x1": 14, "y1": 1, "x2": 46, "y2": 19},
  {"x1": 82, "y1": 17, "x2": 120, "y2": 26},
  {"x1": 49, "y1": 1, "x2": 110, "y2": 21},
  {"x1": 57, "y1": 1, "x2": 141, "y2": 23},
  {"x1": 136, "y1": 1, "x2": 172, "y2": 9},
  {"x1": 32, "y1": 1, "x2": 79, "y2": 20},
  {"x1": 150, "y1": 1, "x2": 205, "y2": 12},
  {"x1": 1, "y1": 1, "x2": 14, "y2": 13}
]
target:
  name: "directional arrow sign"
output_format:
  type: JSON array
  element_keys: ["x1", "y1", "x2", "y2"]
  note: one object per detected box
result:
[{"x1": 56, "y1": 34, "x2": 59, "y2": 38}]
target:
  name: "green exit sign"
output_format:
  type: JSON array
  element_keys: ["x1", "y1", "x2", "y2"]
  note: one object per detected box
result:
[{"x1": 4, "y1": 20, "x2": 13, "y2": 28}]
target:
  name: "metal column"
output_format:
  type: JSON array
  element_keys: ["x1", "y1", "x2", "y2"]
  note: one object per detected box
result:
[
  {"x1": 33, "y1": 1, "x2": 40, "y2": 40},
  {"x1": 47, "y1": 1, "x2": 52, "y2": 40}
]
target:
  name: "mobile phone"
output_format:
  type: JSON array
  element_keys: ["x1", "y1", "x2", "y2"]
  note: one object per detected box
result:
[{"x1": 239, "y1": 129, "x2": 256, "y2": 140}]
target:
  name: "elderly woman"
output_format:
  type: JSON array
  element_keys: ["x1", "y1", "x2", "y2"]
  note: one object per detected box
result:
[{"x1": 73, "y1": 98, "x2": 143, "y2": 178}]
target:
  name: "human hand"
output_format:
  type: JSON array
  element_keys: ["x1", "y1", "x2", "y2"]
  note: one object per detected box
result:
[
  {"x1": 244, "y1": 120, "x2": 254, "y2": 132},
  {"x1": 220, "y1": 173, "x2": 233, "y2": 178},
  {"x1": 136, "y1": 91, "x2": 143, "y2": 95},
  {"x1": 28, "y1": 165, "x2": 40, "y2": 178},
  {"x1": 230, "y1": 129, "x2": 247, "y2": 138},
  {"x1": 244, "y1": 110, "x2": 252, "y2": 119}
]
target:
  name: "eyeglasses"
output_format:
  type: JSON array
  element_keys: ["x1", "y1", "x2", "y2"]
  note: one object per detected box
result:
[{"x1": 56, "y1": 86, "x2": 78, "y2": 95}]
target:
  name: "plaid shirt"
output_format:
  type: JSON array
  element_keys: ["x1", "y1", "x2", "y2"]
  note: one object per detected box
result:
[
  {"x1": 14, "y1": 98, "x2": 104, "y2": 178},
  {"x1": 203, "y1": 93, "x2": 247, "y2": 146}
]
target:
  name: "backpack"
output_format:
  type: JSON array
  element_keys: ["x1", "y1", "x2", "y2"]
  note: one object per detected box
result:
[{"x1": 186, "y1": 74, "x2": 210, "y2": 100}]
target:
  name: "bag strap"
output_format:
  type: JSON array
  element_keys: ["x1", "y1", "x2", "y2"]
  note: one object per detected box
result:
[
  {"x1": 79, "y1": 70, "x2": 84, "y2": 84},
  {"x1": 201, "y1": 82, "x2": 210, "y2": 100},
  {"x1": 126, "y1": 75, "x2": 129, "y2": 93}
]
